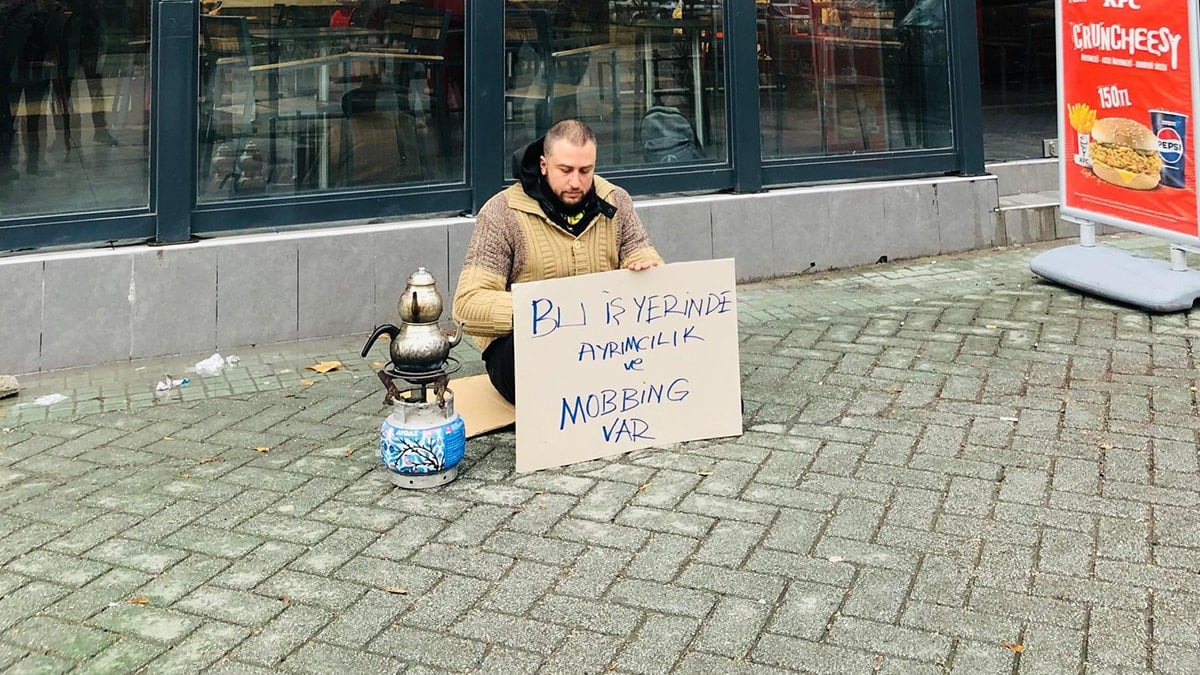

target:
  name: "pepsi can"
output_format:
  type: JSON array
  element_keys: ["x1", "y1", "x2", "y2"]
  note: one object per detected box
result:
[{"x1": 1150, "y1": 109, "x2": 1188, "y2": 188}]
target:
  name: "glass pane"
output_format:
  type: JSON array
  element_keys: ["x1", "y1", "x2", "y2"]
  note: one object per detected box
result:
[
  {"x1": 760, "y1": 0, "x2": 952, "y2": 159},
  {"x1": 979, "y1": 1, "x2": 1054, "y2": 161},
  {"x1": 1, "y1": 0, "x2": 152, "y2": 218},
  {"x1": 197, "y1": 0, "x2": 465, "y2": 202},
  {"x1": 504, "y1": 0, "x2": 726, "y2": 173}
]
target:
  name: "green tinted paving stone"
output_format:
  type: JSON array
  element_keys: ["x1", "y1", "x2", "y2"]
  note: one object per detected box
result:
[
  {"x1": 368, "y1": 625, "x2": 488, "y2": 672},
  {"x1": 280, "y1": 641, "x2": 400, "y2": 675},
  {"x1": 123, "y1": 500, "x2": 214, "y2": 543},
  {"x1": 306, "y1": 502, "x2": 402, "y2": 533},
  {"x1": 234, "y1": 513, "x2": 336, "y2": 546},
  {"x1": 84, "y1": 486, "x2": 174, "y2": 516},
  {"x1": 46, "y1": 567, "x2": 152, "y2": 623},
  {"x1": 133, "y1": 555, "x2": 230, "y2": 605},
  {"x1": 174, "y1": 586, "x2": 288, "y2": 626},
  {"x1": 141, "y1": 621, "x2": 250, "y2": 672},
  {"x1": 84, "y1": 539, "x2": 188, "y2": 574},
  {"x1": 6, "y1": 550, "x2": 110, "y2": 588},
  {"x1": 210, "y1": 541, "x2": 306, "y2": 590},
  {"x1": 230, "y1": 603, "x2": 332, "y2": 667},
  {"x1": 4, "y1": 616, "x2": 116, "y2": 660},
  {"x1": 0, "y1": 581, "x2": 71, "y2": 630},
  {"x1": 90, "y1": 604, "x2": 199, "y2": 644},
  {"x1": 332, "y1": 557, "x2": 441, "y2": 594},
  {"x1": 255, "y1": 570, "x2": 366, "y2": 611},
  {"x1": 5, "y1": 653, "x2": 74, "y2": 674},
  {"x1": 158, "y1": 477, "x2": 244, "y2": 504},
  {"x1": 289, "y1": 528, "x2": 377, "y2": 577},
  {"x1": 72, "y1": 637, "x2": 162, "y2": 674},
  {"x1": 161, "y1": 526, "x2": 264, "y2": 559}
]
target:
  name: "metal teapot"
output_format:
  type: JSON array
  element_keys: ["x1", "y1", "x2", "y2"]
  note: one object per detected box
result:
[{"x1": 361, "y1": 268, "x2": 463, "y2": 373}]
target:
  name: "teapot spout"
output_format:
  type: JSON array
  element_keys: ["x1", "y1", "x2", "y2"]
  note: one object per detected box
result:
[{"x1": 445, "y1": 322, "x2": 463, "y2": 349}]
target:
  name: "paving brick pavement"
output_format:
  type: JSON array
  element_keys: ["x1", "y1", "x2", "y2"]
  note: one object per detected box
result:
[{"x1": 1, "y1": 233, "x2": 1199, "y2": 673}]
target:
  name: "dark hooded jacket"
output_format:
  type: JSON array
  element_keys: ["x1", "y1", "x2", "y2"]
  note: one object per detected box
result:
[{"x1": 513, "y1": 137, "x2": 616, "y2": 237}]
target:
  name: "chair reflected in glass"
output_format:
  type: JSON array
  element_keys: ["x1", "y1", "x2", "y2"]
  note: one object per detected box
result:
[
  {"x1": 504, "y1": 7, "x2": 620, "y2": 156},
  {"x1": 198, "y1": 14, "x2": 339, "y2": 196}
]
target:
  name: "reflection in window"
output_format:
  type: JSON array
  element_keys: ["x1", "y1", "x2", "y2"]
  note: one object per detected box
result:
[
  {"x1": 759, "y1": 0, "x2": 952, "y2": 159},
  {"x1": 503, "y1": 0, "x2": 726, "y2": 173},
  {"x1": 197, "y1": 0, "x2": 465, "y2": 202},
  {"x1": 1, "y1": 0, "x2": 151, "y2": 218}
]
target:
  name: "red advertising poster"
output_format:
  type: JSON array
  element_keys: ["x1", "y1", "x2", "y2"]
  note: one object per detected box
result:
[{"x1": 1059, "y1": 0, "x2": 1200, "y2": 241}]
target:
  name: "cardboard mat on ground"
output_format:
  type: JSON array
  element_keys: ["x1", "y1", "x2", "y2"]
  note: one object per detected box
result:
[{"x1": 450, "y1": 373, "x2": 515, "y2": 438}]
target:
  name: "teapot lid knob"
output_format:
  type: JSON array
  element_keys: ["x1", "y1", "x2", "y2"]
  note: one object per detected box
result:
[{"x1": 407, "y1": 267, "x2": 436, "y2": 286}]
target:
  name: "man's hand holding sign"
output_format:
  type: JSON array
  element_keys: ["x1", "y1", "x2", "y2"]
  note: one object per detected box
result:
[{"x1": 513, "y1": 259, "x2": 742, "y2": 473}]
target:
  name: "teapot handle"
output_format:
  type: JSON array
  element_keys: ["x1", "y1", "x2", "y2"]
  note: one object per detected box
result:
[{"x1": 360, "y1": 324, "x2": 400, "y2": 358}]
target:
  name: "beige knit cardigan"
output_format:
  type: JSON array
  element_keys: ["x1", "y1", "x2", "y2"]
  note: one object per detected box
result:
[{"x1": 452, "y1": 176, "x2": 663, "y2": 349}]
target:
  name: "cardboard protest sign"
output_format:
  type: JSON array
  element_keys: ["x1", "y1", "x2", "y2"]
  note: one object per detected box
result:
[{"x1": 512, "y1": 259, "x2": 742, "y2": 473}]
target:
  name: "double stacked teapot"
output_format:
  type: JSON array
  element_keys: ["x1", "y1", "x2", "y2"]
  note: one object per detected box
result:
[{"x1": 361, "y1": 268, "x2": 463, "y2": 373}]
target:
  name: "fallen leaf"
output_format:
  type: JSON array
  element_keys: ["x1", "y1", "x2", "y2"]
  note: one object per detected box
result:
[
  {"x1": 372, "y1": 361, "x2": 385, "y2": 369},
  {"x1": 279, "y1": 596, "x2": 290, "y2": 604},
  {"x1": 698, "y1": 469, "x2": 714, "y2": 477},
  {"x1": 827, "y1": 555, "x2": 845, "y2": 563},
  {"x1": 637, "y1": 482, "x2": 651, "y2": 493},
  {"x1": 178, "y1": 472, "x2": 190, "y2": 480},
  {"x1": 127, "y1": 597, "x2": 150, "y2": 605},
  {"x1": 344, "y1": 448, "x2": 355, "y2": 457},
  {"x1": 872, "y1": 654, "x2": 884, "y2": 670},
  {"x1": 884, "y1": 386, "x2": 902, "y2": 394},
  {"x1": 1001, "y1": 641, "x2": 1024, "y2": 653},
  {"x1": 1098, "y1": 442, "x2": 1113, "y2": 450},
  {"x1": 162, "y1": 435, "x2": 175, "y2": 441},
  {"x1": 384, "y1": 586, "x2": 408, "y2": 595},
  {"x1": 254, "y1": 446, "x2": 269, "y2": 454},
  {"x1": 199, "y1": 455, "x2": 224, "y2": 464},
  {"x1": 986, "y1": 324, "x2": 998, "y2": 329},
  {"x1": 300, "y1": 379, "x2": 315, "y2": 387},
  {"x1": 307, "y1": 361, "x2": 342, "y2": 374}
]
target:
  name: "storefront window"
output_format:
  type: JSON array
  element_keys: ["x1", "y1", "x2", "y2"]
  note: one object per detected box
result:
[
  {"x1": 503, "y1": 0, "x2": 726, "y2": 172},
  {"x1": 759, "y1": 0, "x2": 952, "y2": 159},
  {"x1": 0, "y1": 0, "x2": 151, "y2": 219},
  {"x1": 978, "y1": 0, "x2": 1055, "y2": 161},
  {"x1": 197, "y1": 0, "x2": 465, "y2": 202}
]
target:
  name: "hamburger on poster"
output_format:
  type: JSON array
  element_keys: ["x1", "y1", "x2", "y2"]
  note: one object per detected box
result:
[{"x1": 1088, "y1": 117, "x2": 1162, "y2": 190}]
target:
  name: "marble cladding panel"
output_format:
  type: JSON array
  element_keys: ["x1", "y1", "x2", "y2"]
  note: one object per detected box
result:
[
  {"x1": 638, "y1": 200, "x2": 713, "y2": 264},
  {"x1": 42, "y1": 255, "x2": 133, "y2": 370},
  {"x1": 882, "y1": 182, "x2": 939, "y2": 261},
  {"x1": 0, "y1": 259, "x2": 44, "y2": 374},
  {"x1": 937, "y1": 179, "x2": 999, "y2": 254},
  {"x1": 215, "y1": 240, "x2": 299, "y2": 348},
  {"x1": 711, "y1": 196, "x2": 774, "y2": 281},
  {"x1": 130, "y1": 246, "x2": 218, "y2": 358},
  {"x1": 825, "y1": 186, "x2": 887, "y2": 270},
  {"x1": 769, "y1": 189, "x2": 833, "y2": 277},
  {"x1": 298, "y1": 234, "x2": 376, "y2": 339}
]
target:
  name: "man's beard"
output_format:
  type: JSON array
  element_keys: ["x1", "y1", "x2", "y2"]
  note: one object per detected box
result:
[{"x1": 542, "y1": 176, "x2": 588, "y2": 217}]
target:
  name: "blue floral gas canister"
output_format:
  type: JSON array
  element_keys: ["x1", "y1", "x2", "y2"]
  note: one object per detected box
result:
[{"x1": 379, "y1": 388, "x2": 466, "y2": 488}]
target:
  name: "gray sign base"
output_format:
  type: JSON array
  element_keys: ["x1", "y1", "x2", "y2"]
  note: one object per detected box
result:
[{"x1": 1030, "y1": 245, "x2": 1200, "y2": 312}]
